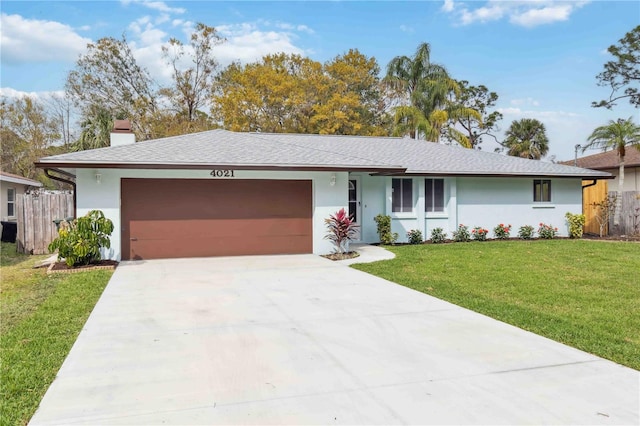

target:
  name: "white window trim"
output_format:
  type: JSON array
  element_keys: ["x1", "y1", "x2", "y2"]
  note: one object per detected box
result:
[
  {"x1": 7, "y1": 187, "x2": 16, "y2": 218},
  {"x1": 425, "y1": 178, "x2": 446, "y2": 214},
  {"x1": 391, "y1": 178, "x2": 415, "y2": 215}
]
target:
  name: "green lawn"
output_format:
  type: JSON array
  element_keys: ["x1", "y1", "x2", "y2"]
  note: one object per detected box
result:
[
  {"x1": 0, "y1": 242, "x2": 113, "y2": 426},
  {"x1": 353, "y1": 239, "x2": 640, "y2": 370}
]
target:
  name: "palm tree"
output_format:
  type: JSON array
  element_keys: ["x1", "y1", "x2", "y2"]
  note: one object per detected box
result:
[
  {"x1": 74, "y1": 106, "x2": 114, "y2": 151},
  {"x1": 583, "y1": 117, "x2": 640, "y2": 225},
  {"x1": 503, "y1": 118, "x2": 549, "y2": 160},
  {"x1": 385, "y1": 42, "x2": 480, "y2": 144}
]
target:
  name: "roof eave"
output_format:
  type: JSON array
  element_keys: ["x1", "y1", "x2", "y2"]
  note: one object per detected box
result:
[
  {"x1": 0, "y1": 176, "x2": 43, "y2": 186},
  {"x1": 34, "y1": 161, "x2": 406, "y2": 174},
  {"x1": 371, "y1": 171, "x2": 613, "y2": 179}
]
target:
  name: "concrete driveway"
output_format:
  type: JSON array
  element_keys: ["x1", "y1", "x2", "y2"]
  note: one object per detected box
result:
[{"x1": 31, "y1": 255, "x2": 639, "y2": 425}]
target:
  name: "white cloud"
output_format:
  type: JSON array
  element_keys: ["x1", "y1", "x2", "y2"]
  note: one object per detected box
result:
[
  {"x1": 444, "y1": 1, "x2": 589, "y2": 28},
  {"x1": 510, "y1": 3, "x2": 575, "y2": 27},
  {"x1": 121, "y1": 0, "x2": 185, "y2": 14},
  {"x1": 121, "y1": 18, "x2": 309, "y2": 86},
  {"x1": 442, "y1": 0, "x2": 455, "y2": 13},
  {"x1": 399, "y1": 24, "x2": 415, "y2": 33},
  {"x1": 215, "y1": 23, "x2": 306, "y2": 65},
  {"x1": 0, "y1": 87, "x2": 65, "y2": 99},
  {"x1": 498, "y1": 106, "x2": 579, "y2": 120},
  {"x1": 0, "y1": 13, "x2": 92, "y2": 65},
  {"x1": 510, "y1": 97, "x2": 540, "y2": 107}
]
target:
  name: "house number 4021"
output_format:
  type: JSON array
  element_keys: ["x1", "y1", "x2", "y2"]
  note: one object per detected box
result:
[{"x1": 210, "y1": 170, "x2": 235, "y2": 178}]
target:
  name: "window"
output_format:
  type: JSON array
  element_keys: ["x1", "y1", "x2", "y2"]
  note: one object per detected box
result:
[
  {"x1": 348, "y1": 179, "x2": 358, "y2": 223},
  {"x1": 425, "y1": 179, "x2": 445, "y2": 212},
  {"x1": 533, "y1": 179, "x2": 551, "y2": 202},
  {"x1": 392, "y1": 178, "x2": 413, "y2": 213},
  {"x1": 7, "y1": 188, "x2": 15, "y2": 217}
]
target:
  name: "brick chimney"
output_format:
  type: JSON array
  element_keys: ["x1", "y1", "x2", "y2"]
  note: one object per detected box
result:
[{"x1": 110, "y1": 120, "x2": 136, "y2": 147}]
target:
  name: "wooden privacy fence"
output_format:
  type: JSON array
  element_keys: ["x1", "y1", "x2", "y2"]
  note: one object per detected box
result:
[
  {"x1": 582, "y1": 180, "x2": 608, "y2": 235},
  {"x1": 16, "y1": 192, "x2": 74, "y2": 254},
  {"x1": 609, "y1": 191, "x2": 640, "y2": 236}
]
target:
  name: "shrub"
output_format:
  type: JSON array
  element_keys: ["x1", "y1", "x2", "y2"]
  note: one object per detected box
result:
[
  {"x1": 518, "y1": 225, "x2": 535, "y2": 240},
  {"x1": 374, "y1": 214, "x2": 398, "y2": 245},
  {"x1": 407, "y1": 229, "x2": 423, "y2": 244},
  {"x1": 452, "y1": 224, "x2": 471, "y2": 242},
  {"x1": 493, "y1": 223, "x2": 512, "y2": 240},
  {"x1": 471, "y1": 226, "x2": 489, "y2": 241},
  {"x1": 48, "y1": 210, "x2": 114, "y2": 267},
  {"x1": 324, "y1": 208, "x2": 358, "y2": 254},
  {"x1": 538, "y1": 223, "x2": 558, "y2": 239},
  {"x1": 430, "y1": 228, "x2": 447, "y2": 244},
  {"x1": 565, "y1": 212, "x2": 585, "y2": 239}
]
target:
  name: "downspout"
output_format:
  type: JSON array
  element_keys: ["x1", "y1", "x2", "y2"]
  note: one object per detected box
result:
[
  {"x1": 582, "y1": 179, "x2": 597, "y2": 190},
  {"x1": 44, "y1": 168, "x2": 77, "y2": 218}
]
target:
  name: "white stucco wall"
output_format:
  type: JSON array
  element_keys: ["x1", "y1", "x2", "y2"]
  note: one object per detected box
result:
[
  {"x1": 75, "y1": 168, "x2": 348, "y2": 260},
  {"x1": 456, "y1": 177, "x2": 582, "y2": 237},
  {"x1": 355, "y1": 175, "x2": 583, "y2": 243}
]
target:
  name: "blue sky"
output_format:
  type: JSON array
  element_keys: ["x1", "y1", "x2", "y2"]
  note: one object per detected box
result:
[{"x1": 1, "y1": 0, "x2": 638, "y2": 161}]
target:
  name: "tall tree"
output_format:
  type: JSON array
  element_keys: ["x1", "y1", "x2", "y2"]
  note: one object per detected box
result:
[
  {"x1": 0, "y1": 96, "x2": 60, "y2": 182},
  {"x1": 593, "y1": 25, "x2": 640, "y2": 109},
  {"x1": 66, "y1": 35, "x2": 158, "y2": 139},
  {"x1": 212, "y1": 54, "x2": 324, "y2": 133},
  {"x1": 322, "y1": 49, "x2": 390, "y2": 135},
  {"x1": 384, "y1": 42, "x2": 479, "y2": 143},
  {"x1": 46, "y1": 94, "x2": 76, "y2": 150},
  {"x1": 583, "y1": 117, "x2": 640, "y2": 225},
  {"x1": 502, "y1": 118, "x2": 549, "y2": 160},
  {"x1": 444, "y1": 81, "x2": 503, "y2": 149},
  {"x1": 212, "y1": 51, "x2": 390, "y2": 135},
  {"x1": 161, "y1": 23, "x2": 224, "y2": 124}
]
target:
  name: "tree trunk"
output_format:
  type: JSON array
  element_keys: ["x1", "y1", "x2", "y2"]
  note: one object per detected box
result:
[{"x1": 614, "y1": 156, "x2": 624, "y2": 226}]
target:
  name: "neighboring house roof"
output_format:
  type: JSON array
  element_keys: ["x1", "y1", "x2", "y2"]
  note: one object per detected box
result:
[
  {"x1": 36, "y1": 129, "x2": 611, "y2": 178},
  {"x1": 560, "y1": 146, "x2": 640, "y2": 170},
  {"x1": 0, "y1": 171, "x2": 43, "y2": 187}
]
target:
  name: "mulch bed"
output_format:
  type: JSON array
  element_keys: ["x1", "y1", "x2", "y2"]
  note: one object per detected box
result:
[
  {"x1": 47, "y1": 260, "x2": 119, "y2": 274},
  {"x1": 321, "y1": 251, "x2": 360, "y2": 261}
]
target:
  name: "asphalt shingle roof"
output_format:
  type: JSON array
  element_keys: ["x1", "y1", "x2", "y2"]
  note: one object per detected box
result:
[
  {"x1": 37, "y1": 129, "x2": 611, "y2": 178},
  {"x1": 560, "y1": 147, "x2": 640, "y2": 170}
]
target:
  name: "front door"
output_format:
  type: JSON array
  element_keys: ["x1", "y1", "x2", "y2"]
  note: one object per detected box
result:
[{"x1": 349, "y1": 177, "x2": 362, "y2": 241}]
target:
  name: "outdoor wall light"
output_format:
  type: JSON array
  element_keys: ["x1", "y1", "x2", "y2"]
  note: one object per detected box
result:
[
  {"x1": 330, "y1": 173, "x2": 336, "y2": 186},
  {"x1": 95, "y1": 172, "x2": 102, "y2": 184}
]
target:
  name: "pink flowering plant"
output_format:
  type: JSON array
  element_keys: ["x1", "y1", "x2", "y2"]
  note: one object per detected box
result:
[
  {"x1": 471, "y1": 226, "x2": 489, "y2": 241},
  {"x1": 493, "y1": 223, "x2": 512, "y2": 240},
  {"x1": 537, "y1": 223, "x2": 558, "y2": 239}
]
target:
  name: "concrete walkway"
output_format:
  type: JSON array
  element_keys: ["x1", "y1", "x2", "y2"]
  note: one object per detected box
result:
[
  {"x1": 338, "y1": 243, "x2": 395, "y2": 265},
  {"x1": 30, "y1": 255, "x2": 639, "y2": 425}
]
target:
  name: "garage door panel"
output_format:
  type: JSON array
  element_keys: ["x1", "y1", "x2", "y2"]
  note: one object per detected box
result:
[
  {"x1": 121, "y1": 179, "x2": 312, "y2": 260},
  {"x1": 128, "y1": 235, "x2": 311, "y2": 259},
  {"x1": 129, "y1": 218, "x2": 311, "y2": 239}
]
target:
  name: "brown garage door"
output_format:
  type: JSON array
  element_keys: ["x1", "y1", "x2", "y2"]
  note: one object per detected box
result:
[{"x1": 121, "y1": 179, "x2": 312, "y2": 260}]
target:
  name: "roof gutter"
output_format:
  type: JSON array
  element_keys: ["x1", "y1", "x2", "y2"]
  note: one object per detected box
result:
[
  {"x1": 44, "y1": 168, "x2": 77, "y2": 219},
  {"x1": 35, "y1": 161, "x2": 406, "y2": 174}
]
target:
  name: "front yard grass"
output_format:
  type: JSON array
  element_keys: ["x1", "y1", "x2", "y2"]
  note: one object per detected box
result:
[
  {"x1": 0, "y1": 242, "x2": 113, "y2": 426},
  {"x1": 353, "y1": 239, "x2": 640, "y2": 370}
]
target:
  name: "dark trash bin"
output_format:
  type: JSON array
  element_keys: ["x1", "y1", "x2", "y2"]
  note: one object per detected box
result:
[{"x1": 1, "y1": 221, "x2": 17, "y2": 243}]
